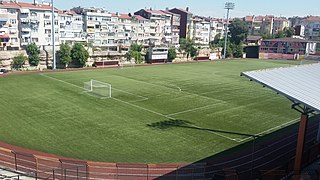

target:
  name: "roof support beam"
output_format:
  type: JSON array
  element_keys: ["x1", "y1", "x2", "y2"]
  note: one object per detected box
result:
[{"x1": 293, "y1": 113, "x2": 308, "y2": 180}]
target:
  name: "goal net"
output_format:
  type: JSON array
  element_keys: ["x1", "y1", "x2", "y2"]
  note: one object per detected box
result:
[{"x1": 84, "y1": 80, "x2": 112, "y2": 98}]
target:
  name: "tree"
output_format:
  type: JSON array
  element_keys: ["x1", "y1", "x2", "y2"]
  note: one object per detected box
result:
[
  {"x1": 222, "y1": 43, "x2": 232, "y2": 58},
  {"x1": 275, "y1": 30, "x2": 285, "y2": 38},
  {"x1": 127, "y1": 43, "x2": 144, "y2": 64},
  {"x1": 179, "y1": 38, "x2": 196, "y2": 59},
  {"x1": 261, "y1": 33, "x2": 274, "y2": 39},
  {"x1": 233, "y1": 43, "x2": 244, "y2": 58},
  {"x1": 190, "y1": 46, "x2": 199, "y2": 60},
  {"x1": 71, "y1": 43, "x2": 89, "y2": 67},
  {"x1": 167, "y1": 48, "x2": 177, "y2": 62},
  {"x1": 57, "y1": 43, "x2": 71, "y2": 68},
  {"x1": 130, "y1": 43, "x2": 143, "y2": 52},
  {"x1": 12, "y1": 54, "x2": 27, "y2": 69},
  {"x1": 228, "y1": 18, "x2": 249, "y2": 45},
  {"x1": 284, "y1": 27, "x2": 295, "y2": 37},
  {"x1": 26, "y1": 42, "x2": 40, "y2": 66}
]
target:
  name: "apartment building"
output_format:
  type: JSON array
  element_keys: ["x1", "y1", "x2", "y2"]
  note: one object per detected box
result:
[
  {"x1": 59, "y1": 10, "x2": 86, "y2": 44},
  {"x1": 0, "y1": 0, "x2": 19, "y2": 50},
  {"x1": 272, "y1": 17, "x2": 290, "y2": 35},
  {"x1": 301, "y1": 16, "x2": 320, "y2": 41},
  {"x1": 209, "y1": 19, "x2": 225, "y2": 42},
  {"x1": 191, "y1": 16, "x2": 210, "y2": 45},
  {"x1": 244, "y1": 15, "x2": 274, "y2": 36},
  {"x1": 19, "y1": 1, "x2": 59, "y2": 47},
  {"x1": 134, "y1": 9, "x2": 171, "y2": 46},
  {"x1": 169, "y1": 8, "x2": 193, "y2": 39},
  {"x1": 72, "y1": 7, "x2": 113, "y2": 48},
  {"x1": 130, "y1": 15, "x2": 151, "y2": 46},
  {"x1": 0, "y1": 0, "x2": 59, "y2": 49},
  {"x1": 161, "y1": 10, "x2": 180, "y2": 45}
]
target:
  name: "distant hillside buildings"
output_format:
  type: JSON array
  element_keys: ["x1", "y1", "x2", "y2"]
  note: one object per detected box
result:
[{"x1": 0, "y1": 0, "x2": 319, "y2": 51}]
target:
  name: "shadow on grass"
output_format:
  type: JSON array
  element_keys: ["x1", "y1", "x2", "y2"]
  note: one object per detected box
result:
[
  {"x1": 147, "y1": 119, "x2": 259, "y2": 138},
  {"x1": 148, "y1": 116, "x2": 320, "y2": 180}
]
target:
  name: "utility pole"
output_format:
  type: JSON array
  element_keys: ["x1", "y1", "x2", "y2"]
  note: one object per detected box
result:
[
  {"x1": 223, "y1": 2, "x2": 235, "y2": 59},
  {"x1": 51, "y1": 0, "x2": 56, "y2": 69}
]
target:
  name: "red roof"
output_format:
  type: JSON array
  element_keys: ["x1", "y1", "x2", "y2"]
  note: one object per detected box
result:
[
  {"x1": 119, "y1": 14, "x2": 131, "y2": 19},
  {"x1": 160, "y1": 10, "x2": 180, "y2": 17},
  {"x1": 0, "y1": 1, "x2": 20, "y2": 8},
  {"x1": 0, "y1": 1, "x2": 58, "y2": 11},
  {"x1": 244, "y1": 16, "x2": 253, "y2": 22},
  {"x1": 305, "y1": 16, "x2": 320, "y2": 21},
  {"x1": 264, "y1": 37, "x2": 314, "y2": 43},
  {"x1": 0, "y1": 35, "x2": 9, "y2": 39},
  {"x1": 144, "y1": 9, "x2": 167, "y2": 15},
  {"x1": 174, "y1": 8, "x2": 192, "y2": 15},
  {"x1": 133, "y1": 15, "x2": 147, "y2": 21}
]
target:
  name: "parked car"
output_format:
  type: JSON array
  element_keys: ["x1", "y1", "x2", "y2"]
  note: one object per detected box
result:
[{"x1": 0, "y1": 69, "x2": 9, "y2": 74}]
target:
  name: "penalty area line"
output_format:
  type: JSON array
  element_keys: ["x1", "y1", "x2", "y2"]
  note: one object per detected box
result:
[{"x1": 39, "y1": 73, "x2": 239, "y2": 142}]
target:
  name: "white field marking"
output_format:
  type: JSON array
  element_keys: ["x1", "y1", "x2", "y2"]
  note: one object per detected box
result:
[
  {"x1": 40, "y1": 73, "x2": 148, "y2": 101},
  {"x1": 40, "y1": 73, "x2": 84, "y2": 90},
  {"x1": 112, "y1": 75, "x2": 224, "y2": 103},
  {"x1": 113, "y1": 98, "x2": 239, "y2": 142},
  {"x1": 211, "y1": 118, "x2": 318, "y2": 167},
  {"x1": 237, "y1": 118, "x2": 300, "y2": 143},
  {"x1": 166, "y1": 102, "x2": 226, "y2": 117},
  {"x1": 40, "y1": 73, "x2": 239, "y2": 142},
  {"x1": 188, "y1": 124, "x2": 240, "y2": 142}
]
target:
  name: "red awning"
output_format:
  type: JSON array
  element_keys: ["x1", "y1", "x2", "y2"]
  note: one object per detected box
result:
[{"x1": 0, "y1": 35, "x2": 9, "y2": 39}]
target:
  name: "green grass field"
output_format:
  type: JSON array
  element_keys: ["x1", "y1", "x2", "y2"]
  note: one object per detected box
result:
[{"x1": 0, "y1": 59, "x2": 301, "y2": 164}]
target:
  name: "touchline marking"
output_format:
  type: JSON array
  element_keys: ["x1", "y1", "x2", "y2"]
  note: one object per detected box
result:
[
  {"x1": 40, "y1": 73, "x2": 84, "y2": 90},
  {"x1": 166, "y1": 103, "x2": 226, "y2": 117},
  {"x1": 237, "y1": 118, "x2": 300, "y2": 142},
  {"x1": 39, "y1": 73, "x2": 240, "y2": 142}
]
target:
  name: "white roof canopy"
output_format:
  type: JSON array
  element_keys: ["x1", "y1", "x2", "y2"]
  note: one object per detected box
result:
[{"x1": 241, "y1": 63, "x2": 320, "y2": 113}]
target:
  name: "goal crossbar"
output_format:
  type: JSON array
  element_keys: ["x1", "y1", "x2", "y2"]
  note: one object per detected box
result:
[{"x1": 84, "y1": 79, "x2": 112, "y2": 98}]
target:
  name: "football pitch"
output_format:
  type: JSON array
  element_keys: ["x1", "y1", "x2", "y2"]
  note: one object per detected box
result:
[{"x1": 0, "y1": 59, "x2": 301, "y2": 164}]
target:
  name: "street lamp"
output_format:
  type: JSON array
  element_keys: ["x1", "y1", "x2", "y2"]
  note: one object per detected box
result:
[
  {"x1": 223, "y1": 2, "x2": 235, "y2": 59},
  {"x1": 51, "y1": 0, "x2": 56, "y2": 69}
]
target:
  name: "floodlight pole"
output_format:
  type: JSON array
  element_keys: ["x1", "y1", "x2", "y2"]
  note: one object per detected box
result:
[
  {"x1": 51, "y1": 0, "x2": 56, "y2": 70},
  {"x1": 223, "y1": 2, "x2": 234, "y2": 59}
]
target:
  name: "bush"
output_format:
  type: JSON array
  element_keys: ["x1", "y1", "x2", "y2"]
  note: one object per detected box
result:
[
  {"x1": 168, "y1": 48, "x2": 177, "y2": 62},
  {"x1": 13, "y1": 54, "x2": 27, "y2": 69}
]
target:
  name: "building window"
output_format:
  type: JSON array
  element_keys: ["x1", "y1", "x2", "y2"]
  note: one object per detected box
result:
[
  {"x1": 31, "y1": 38, "x2": 38, "y2": 42},
  {"x1": 11, "y1": 38, "x2": 18, "y2": 42},
  {"x1": 9, "y1": 9, "x2": 16, "y2": 14},
  {"x1": 9, "y1": 19, "x2": 16, "y2": 24},
  {"x1": 45, "y1": 29, "x2": 51, "y2": 34}
]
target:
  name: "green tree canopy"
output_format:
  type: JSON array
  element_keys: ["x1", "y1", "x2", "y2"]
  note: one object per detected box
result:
[
  {"x1": 127, "y1": 43, "x2": 144, "y2": 64},
  {"x1": 167, "y1": 48, "x2": 177, "y2": 62},
  {"x1": 275, "y1": 30, "x2": 285, "y2": 38},
  {"x1": 26, "y1": 42, "x2": 40, "y2": 66},
  {"x1": 228, "y1": 18, "x2": 249, "y2": 45},
  {"x1": 57, "y1": 43, "x2": 71, "y2": 68},
  {"x1": 284, "y1": 27, "x2": 295, "y2": 37},
  {"x1": 12, "y1": 53, "x2": 27, "y2": 69},
  {"x1": 179, "y1": 38, "x2": 197, "y2": 59},
  {"x1": 130, "y1": 43, "x2": 143, "y2": 52},
  {"x1": 71, "y1": 43, "x2": 89, "y2": 67}
]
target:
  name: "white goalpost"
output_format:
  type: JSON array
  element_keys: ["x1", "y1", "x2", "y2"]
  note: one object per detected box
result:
[{"x1": 84, "y1": 80, "x2": 112, "y2": 98}]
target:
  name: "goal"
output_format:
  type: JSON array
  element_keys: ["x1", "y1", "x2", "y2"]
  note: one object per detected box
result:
[{"x1": 84, "y1": 80, "x2": 112, "y2": 98}]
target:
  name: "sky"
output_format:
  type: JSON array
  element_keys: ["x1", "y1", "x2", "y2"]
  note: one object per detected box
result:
[{"x1": 18, "y1": 0, "x2": 320, "y2": 18}]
